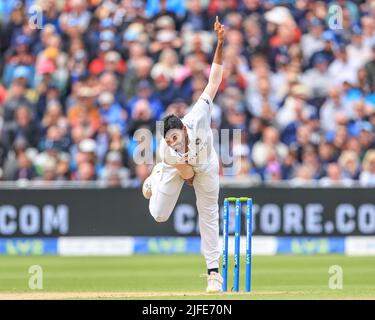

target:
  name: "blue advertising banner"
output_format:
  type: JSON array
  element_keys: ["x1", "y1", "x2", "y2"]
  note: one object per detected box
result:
[
  {"x1": 0, "y1": 238, "x2": 58, "y2": 255},
  {"x1": 277, "y1": 237, "x2": 345, "y2": 254},
  {"x1": 133, "y1": 237, "x2": 201, "y2": 254}
]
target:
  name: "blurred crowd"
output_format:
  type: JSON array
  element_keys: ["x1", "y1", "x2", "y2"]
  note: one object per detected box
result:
[{"x1": 0, "y1": 0, "x2": 375, "y2": 187}]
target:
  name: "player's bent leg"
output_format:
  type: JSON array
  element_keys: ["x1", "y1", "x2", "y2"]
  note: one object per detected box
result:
[
  {"x1": 142, "y1": 162, "x2": 163, "y2": 200},
  {"x1": 148, "y1": 163, "x2": 184, "y2": 223}
]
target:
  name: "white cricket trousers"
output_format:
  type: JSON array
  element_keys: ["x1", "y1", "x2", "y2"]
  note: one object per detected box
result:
[{"x1": 148, "y1": 159, "x2": 220, "y2": 270}]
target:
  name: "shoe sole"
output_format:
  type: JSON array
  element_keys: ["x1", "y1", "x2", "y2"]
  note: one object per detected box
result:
[
  {"x1": 142, "y1": 177, "x2": 152, "y2": 199},
  {"x1": 206, "y1": 289, "x2": 223, "y2": 294}
]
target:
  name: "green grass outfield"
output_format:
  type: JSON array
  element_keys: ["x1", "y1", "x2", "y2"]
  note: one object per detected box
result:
[{"x1": 0, "y1": 255, "x2": 374, "y2": 300}]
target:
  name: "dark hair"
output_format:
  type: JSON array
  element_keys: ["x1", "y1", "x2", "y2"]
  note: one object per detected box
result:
[{"x1": 162, "y1": 114, "x2": 183, "y2": 137}]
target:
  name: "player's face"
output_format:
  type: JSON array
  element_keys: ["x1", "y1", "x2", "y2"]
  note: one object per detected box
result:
[{"x1": 165, "y1": 128, "x2": 186, "y2": 153}]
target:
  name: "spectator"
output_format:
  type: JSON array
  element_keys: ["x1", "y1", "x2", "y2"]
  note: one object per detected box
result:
[
  {"x1": 320, "y1": 87, "x2": 352, "y2": 132},
  {"x1": 56, "y1": 153, "x2": 71, "y2": 181},
  {"x1": 365, "y1": 45, "x2": 375, "y2": 92},
  {"x1": 328, "y1": 44, "x2": 358, "y2": 86},
  {"x1": 220, "y1": 47, "x2": 247, "y2": 92},
  {"x1": 123, "y1": 56, "x2": 153, "y2": 99},
  {"x1": 147, "y1": 0, "x2": 185, "y2": 25},
  {"x1": 339, "y1": 150, "x2": 361, "y2": 180},
  {"x1": 263, "y1": 148, "x2": 283, "y2": 183},
  {"x1": 121, "y1": 25, "x2": 149, "y2": 69},
  {"x1": 252, "y1": 126, "x2": 288, "y2": 169},
  {"x1": 358, "y1": 121, "x2": 375, "y2": 153},
  {"x1": 247, "y1": 77, "x2": 278, "y2": 119},
  {"x1": 181, "y1": 0, "x2": 211, "y2": 32},
  {"x1": 276, "y1": 83, "x2": 315, "y2": 129},
  {"x1": 34, "y1": 153, "x2": 58, "y2": 182},
  {"x1": 2, "y1": 76, "x2": 33, "y2": 121},
  {"x1": 89, "y1": 32, "x2": 126, "y2": 75},
  {"x1": 301, "y1": 54, "x2": 332, "y2": 99},
  {"x1": 300, "y1": 18, "x2": 325, "y2": 63},
  {"x1": 75, "y1": 161, "x2": 96, "y2": 181},
  {"x1": 67, "y1": 49, "x2": 89, "y2": 84},
  {"x1": 243, "y1": 16, "x2": 268, "y2": 57},
  {"x1": 291, "y1": 165, "x2": 315, "y2": 187},
  {"x1": 287, "y1": 125, "x2": 313, "y2": 160},
  {"x1": 360, "y1": 149, "x2": 375, "y2": 186},
  {"x1": 320, "y1": 163, "x2": 353, "y2": 187},
  {"x1": 361, "y1": 16, "x2": 375, "y2": 48},
  {"x1": 347, "y1": 26, "x2": 373, "y2": 71},
  {"x1": 35, "y1": 34, "x2": 68, "y2": 91},
  {"x1": 220, "y1": 87, "x2": 248, "y2": 132},
  {"x1": 302, "y1": 145, "x2": 323, "y2": 179},
  {"x1": 3, "y1": 35, "x2": 35, "y2": 87},
  {"x1": 99, "y1": 71, "x2": 127, "y2": 109},
  {"x1": 127, "y1": 80, "x2": 164, "y2": 120},
  {"x1": 318, "y1": 141, "x2": 338, "y2": 167},
  {"x1": 103, "y1": 51, "x2": 127, "y2": 76},
  {"x1": 108, "y1": 126, "x2": 124, "y2": 154},
  {"x1": 163, "y1": 98, "x2": 188, "y2": 120},
  {"x1": 151, "y1": 47, "x2": 183, "y2": 81},
  {"x1": 132, "y1": 162, "x2": 152, "y2": 187},
  {"x1": 99, "y1": 151, "x2": 131, "y2": 187},
  {"x1": 98, "y1": 91, "x2": 127, "y2": 134},
  {"x1": 281, "y1": 150, "x2": 298, "y2": 180},
  {"x1": 1, "y1": 105, "x2": 39, "y2": 152},
  {"x1": 127, "y1": 99, "x2": 156, "y2": 167},
  {"x1": 95, "y1": 121, "x2": 110, "y2": 165},
  {"x1": 308, "y1": 30, "x2": 336, "y2": 69},
  {"x1": 41, "y1": 101, "x2": 68, "y2": 135},
  {"x1": 12, "y1": 151, "x2": 36, "y2": 181},
  {"x1": 39, "y1": 125, "x2": 70, "y2": 153},
  {"x1": 152, "y1": 68, "x2": 181, "y2": 109},
  {"x1": 59, "y1": 0, "x2": 91, "y2": 38},
  {"x1": 68, "y1": 86, "x2": 101, "y2": 136},
  {"x1": 149, "y1": 16, "x2": 183, "y2": 60}
]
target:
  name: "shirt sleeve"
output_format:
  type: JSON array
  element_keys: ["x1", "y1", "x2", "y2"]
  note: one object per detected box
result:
[
  {"x1": 185, "y1": 92, "x2": 213, "y2": 132},
  {"x1": 192, "y1": 92, "x2": 213, "y2": 114}
]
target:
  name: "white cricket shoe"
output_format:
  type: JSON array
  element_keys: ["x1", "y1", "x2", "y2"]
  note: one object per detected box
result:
[
  {"x1": 142, "y1": 175, "x2": 152, "y2": 199},
  {"x1": 206, "y1": 272, "x2": 223, "y2": 293},
  {"x1": 142, "y1": 163, "x2": 163, "y2": 199}
]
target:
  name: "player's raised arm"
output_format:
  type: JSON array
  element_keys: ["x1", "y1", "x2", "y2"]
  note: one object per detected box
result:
[{"x1": 203, "y1": 16, "x2": 225, "y2": 101}]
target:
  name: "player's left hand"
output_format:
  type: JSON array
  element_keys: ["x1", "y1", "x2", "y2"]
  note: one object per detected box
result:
[{"x1": 214, "y1": 16, "x2": 225, "y2": 43}]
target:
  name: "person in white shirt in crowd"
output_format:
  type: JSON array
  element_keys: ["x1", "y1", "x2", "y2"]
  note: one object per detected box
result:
[
  {"x1": 301, "y1": 54, "x2": 333, "y2": 99},
  {"x1": 347, "y1": 25, "x2": 373, "y2": 71},
  {"x1": 276, "y1": 83, "x2": 315, "y2": 130},
  {"x1": 247, "y1": 76, "x2": 279, "y2": 118},
  {"x1": 360, "y1": 149, "x2": 375, "y2": 186},
  {"x1": 328, "y1": 44, "x2": 358, "y2": 86},
  {"x1": 320, "y1": 86, "x2": 355, "y2": 132},
  {"x1": 361, "y1": 16, "x2": 375, "y2": 48},
  {"x1": 320, "y1": 163, "x2": 353, "y2": 187},
  {"x1": 291, "y1": 164, "x2": 316, "y2": 187},
  {"x1": 300, "y1": 17, "x2": 325, "y2": 63}
]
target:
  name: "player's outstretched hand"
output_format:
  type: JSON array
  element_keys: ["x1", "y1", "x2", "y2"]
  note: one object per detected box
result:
[{"x1": 214, "y1": 16, "x2": 225, "y2": 43}]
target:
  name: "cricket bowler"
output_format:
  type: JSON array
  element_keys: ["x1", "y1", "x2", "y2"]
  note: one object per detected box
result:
[{"x1": 142, "y1": 16, "x2": 225, "y2": 293}]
